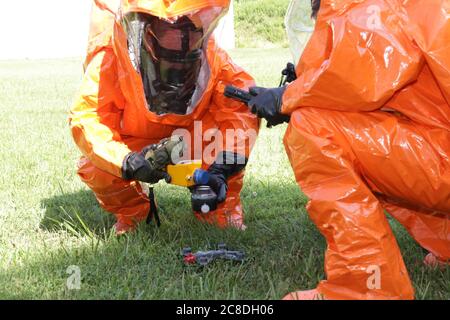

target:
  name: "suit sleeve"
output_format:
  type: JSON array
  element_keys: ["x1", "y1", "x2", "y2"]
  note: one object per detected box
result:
[
  {"x1": 405, "y1": 0, "x2": 450, "y2": 106},
  {"x1": 210, "y1": 46, "x2": 260, "y2": 159},
  {"x1": 69, "y1": 49, "x2": 131, "y2": 177},
  {"x1": 281, "y1": 1, "x2": 424, "y2": 115}
]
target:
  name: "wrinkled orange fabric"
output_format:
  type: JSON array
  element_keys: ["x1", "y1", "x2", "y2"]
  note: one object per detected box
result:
[
  {"x1": 70, "y1": 0, "x2": 259, "y2": 229},
  {"x1": 282, "y1": 0, "x2": 450, "y2": 299}
]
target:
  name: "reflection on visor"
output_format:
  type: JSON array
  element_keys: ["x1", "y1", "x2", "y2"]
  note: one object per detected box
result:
[{"x1": 145, "y1": 17, "x2": 204, "y2": 56}]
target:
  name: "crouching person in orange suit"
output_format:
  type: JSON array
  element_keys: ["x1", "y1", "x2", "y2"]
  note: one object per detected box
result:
[
  {"x1": 69, "y1": 0, "x2": 259, "y2": 235},
  {"x1": 248, "y1": 0, "x2": 450, "y2": 299}
]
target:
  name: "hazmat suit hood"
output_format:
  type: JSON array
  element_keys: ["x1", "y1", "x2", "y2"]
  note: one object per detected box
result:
[
  {"x1": 285, "y1": 0, "x2": 316, "y2": 65},
  {"x1": 112, "y1": 0, "x2": 230, "y2": 118},
  {"x1": 285, "y1": 0, "x2": 370, "y2": 65}
]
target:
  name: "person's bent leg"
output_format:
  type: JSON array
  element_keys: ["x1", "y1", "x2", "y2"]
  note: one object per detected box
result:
[
  {"x1": 77, "y1": 156, "x2": 150, "y2": 234},
  {"x1": 381, "y1": 201, "x2": 450, "y2": 267},
  {"x1": 283, "y1": 108, "x2": 414, "y2": 300}
]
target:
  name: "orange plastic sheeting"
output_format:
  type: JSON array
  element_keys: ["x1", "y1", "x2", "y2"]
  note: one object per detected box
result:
[{"x1": 282, "y1": 0, "x2": 449, "y2": 299}]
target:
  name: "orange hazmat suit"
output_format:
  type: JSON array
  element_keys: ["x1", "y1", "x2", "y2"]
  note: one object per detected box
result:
[
  {"x1": 69, "y1": 0, "x2": 259, "y2": 233},
  {"x1": 282, "y1": 0, "x2": 450, "y2": 299}
]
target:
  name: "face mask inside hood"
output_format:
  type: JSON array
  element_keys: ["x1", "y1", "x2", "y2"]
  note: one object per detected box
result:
[{"x1": 122, "y1": 7, "x2": 225, "y2": 115}]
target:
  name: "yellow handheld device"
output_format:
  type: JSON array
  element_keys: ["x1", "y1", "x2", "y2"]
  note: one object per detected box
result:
[{"x1": 167, "y1": 160, "x2": 203, "y2": 187}]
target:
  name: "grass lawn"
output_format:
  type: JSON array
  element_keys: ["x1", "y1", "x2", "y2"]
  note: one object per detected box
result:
[
  {"x1": 235, "y1": 0, "x2": 292, "y2": 48},
  {"x1": 0, "y1": 48, "x2": 448, "y2": 300}
]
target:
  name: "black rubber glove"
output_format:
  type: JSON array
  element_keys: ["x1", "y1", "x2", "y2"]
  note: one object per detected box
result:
[
  {"x1": 122, "y1": 146, "x2": 171, "y2": 184},
  {"x1": 248, "y1": 86, "x2": 290, "y2": 128},
  {"x1": 207, "y1": 152, "x2": 248, "y2": 203}
]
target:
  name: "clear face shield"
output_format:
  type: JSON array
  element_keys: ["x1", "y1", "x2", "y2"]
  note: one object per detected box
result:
[
  {"x1": 285, "y1": 0, "x2": 317, "y2": 65},
  {"x1": 123, "y1": 8, "x2": 225, "y2": 115}
]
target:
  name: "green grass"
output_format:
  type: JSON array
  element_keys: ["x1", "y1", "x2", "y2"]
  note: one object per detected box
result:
[
  {"x1": 0, "y1": 49, "x2": 449, "y2": 299},
  {"x1": 235, "y1": 0, "x2": 292, "y2": 48}
]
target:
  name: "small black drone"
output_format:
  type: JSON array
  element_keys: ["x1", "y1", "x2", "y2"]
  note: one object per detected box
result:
[{"x1": 182, "y1": 243, "x2": 245, "y2": 266}]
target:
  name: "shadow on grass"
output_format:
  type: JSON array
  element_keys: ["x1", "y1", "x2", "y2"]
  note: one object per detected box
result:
[
  {"x1": 39, "y1": 176, "x2": 309, "y2": 238},
  {"x1": 40, "y1": 189, "x2": 115, "y2": 237},
  {"x1": 30, "y1": 179, "x2": 450, "y2": 300},
  {"x1": 39, "y1": 185, "x2": 207, "y2": 237},
  {"x1": 9, "y1": 181, "x2": 328, "y2": 299}
]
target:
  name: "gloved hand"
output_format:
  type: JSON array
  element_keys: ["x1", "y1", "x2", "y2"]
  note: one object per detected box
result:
[
  {"x1": 206, "y1": 152, "x2": 248, "y2": 203},
  {"x1": 205, "y1": 169, "x2": 228, "y2": 203},
  {"x1": 122, "y1": 144, "x2": 172, "y2": 184},
  {"x1": 248, "y1": 86, "x2": 290, "y2": 128}
]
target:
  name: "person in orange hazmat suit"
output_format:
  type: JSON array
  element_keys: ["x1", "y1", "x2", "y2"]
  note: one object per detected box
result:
[
  {"x1": 248, "y1": 0, "x2": 450, "y2": 299},
  {"x1": 69, "y1": 0, "x2": 259, "y2": 235}
]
